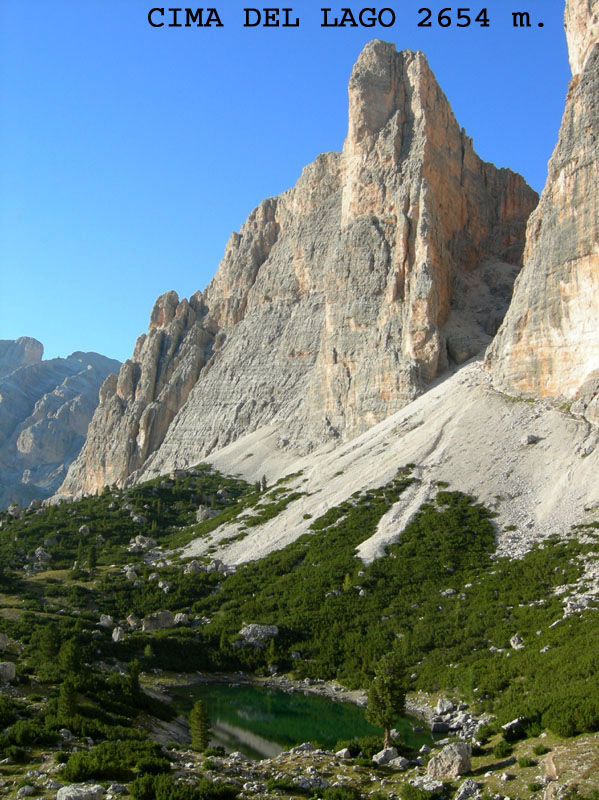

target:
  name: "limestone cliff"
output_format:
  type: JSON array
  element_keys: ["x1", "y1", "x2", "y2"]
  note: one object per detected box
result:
[
  {"x1": 0, "y1": 341, "x2": 120, "y2": 508},
  {"x1": 59, "y1": 43, "x2": 537, "y2": 496},
  {"x1": 487, "y1": 0, "x2": 599, "y2": 418}
]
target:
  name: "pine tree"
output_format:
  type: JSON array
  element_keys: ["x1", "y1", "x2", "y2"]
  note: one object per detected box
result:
[
  {"x1": 189, "y1": 700, "x2": 211, "y2": 751},
  {"x1": 261, "y1": 475, "x2": 267, "y2": 492},
  {"x1": 58, "y1": 678, "x2": 77, "y2": 721},
  {"x1": 58, "y1": 639, "x2": 82, "y2": 676},
  {"x1": 88, "y1": 544, "x2": 97, "y2": 571},
  {"x1": 366, "y1": 651, "x2": 406, "y2": 749}
]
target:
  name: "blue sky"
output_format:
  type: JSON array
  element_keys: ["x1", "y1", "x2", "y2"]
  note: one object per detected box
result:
[{"x1": 0, "y1": 0, "x2": 568, "y2": 362}]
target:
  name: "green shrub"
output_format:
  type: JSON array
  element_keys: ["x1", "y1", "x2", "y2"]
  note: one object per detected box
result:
[
  {"x1": 492, "y1": 739, "x2": 513, "y2": 759},
  {"x1": 130, "y1": 773, "x2": 238, "y2": 800},
  {"x1": 399, "y1": 784, "x2": 444, "y2": 800},
  {"x1": 321, "y1": 787, "x2": 362, "y2": 800},
  {"x1": 518, "y1": 756, "x2": 537, "y2": 767},
  {"x1": 532, "y1": 743, "x2": 551, "y2": 756},
  {"x1": 62, "y1": 739, "x2": 168, "y2": 782},
  {"x1": 5, "y1": 745, "x2": 27, "y2": 762}
]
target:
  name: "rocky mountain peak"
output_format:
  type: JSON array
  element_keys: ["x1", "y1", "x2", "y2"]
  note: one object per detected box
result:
[
  {"x1": 58, "y1": 41, "x2": 537, "y2": 498},
  {"x1": 565, "y1": 0, "x2": 599, "y2": 75},
  {"x1": 0, "y1": 337, "x2": 44, "y2": 378}
]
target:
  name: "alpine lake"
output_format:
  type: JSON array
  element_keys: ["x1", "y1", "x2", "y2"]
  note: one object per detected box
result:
[{"x1": 170, "y1": 681, "x2": 434, "y2": 760}]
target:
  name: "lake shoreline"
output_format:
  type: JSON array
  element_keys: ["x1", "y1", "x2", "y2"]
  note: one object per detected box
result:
[{"x1": 151, "y1": 669, "x2": 439, "y2": 731}]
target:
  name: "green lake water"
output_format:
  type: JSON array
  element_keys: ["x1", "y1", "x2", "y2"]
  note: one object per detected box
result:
[{"x1": 172, "y1": 682, "x2": 433, "y2": 760}]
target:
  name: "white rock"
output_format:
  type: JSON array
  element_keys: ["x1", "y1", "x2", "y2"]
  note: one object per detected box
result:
[
  {"x1": 387, "y1": 756, "x2": 410, "y2": 771},
  {"x1": 372, "y1": 747, "x2": 398, "y2": 765},
  {"x1": 111, "y1": 627, "x2": 124, "y2": 643},
  {"x1": 455, "y1": 778, "x2": 480, "y2": 800},
  {"x1": 57, "y1": 784, "x2": 105, "y2": 800},
  {"x1": 426, "y1": 742, "x2": 471, "y2": 779}
]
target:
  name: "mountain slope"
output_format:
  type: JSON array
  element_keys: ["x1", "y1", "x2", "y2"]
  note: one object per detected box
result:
[{"x1": 59, "y1": 43, "x2": 536, "y2": 498}]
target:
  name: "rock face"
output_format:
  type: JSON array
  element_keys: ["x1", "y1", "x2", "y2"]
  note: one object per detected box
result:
[
  {"x1": 0, "y1": 340, "x2": 120, "y2": 508},
  {"x1": 427, "y1": 742, "x2": 471, "y2": 779},
  {"x1": 59, "y1": 42, "x2": 536, "y2": 496},
  {"x1": 487, "y1": 0, "x2": 599, "y2": 412}
]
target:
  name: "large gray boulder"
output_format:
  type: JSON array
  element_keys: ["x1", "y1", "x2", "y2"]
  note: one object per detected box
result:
[
  {"x1": 372, "y1": 747, "x2": 398, "y2": 765},
  {"x1": 427, "y1": 741, "x2": 471, "y2": 779},
  {"x1": 238, "y1": 623, "x2": 278, "y2": 647},
  {"x1": 57, "y1": 785, "x2": 105, "y2": 800}
]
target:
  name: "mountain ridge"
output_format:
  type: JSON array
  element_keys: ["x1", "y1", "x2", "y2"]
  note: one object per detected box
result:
[{"x1": 58, "y1": 43, "x2": 537, "y2": 499}]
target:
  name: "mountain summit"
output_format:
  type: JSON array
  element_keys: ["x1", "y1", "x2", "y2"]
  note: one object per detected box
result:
[{"x1": 59, "y1": 42, "x2": 537, "y2": 497}]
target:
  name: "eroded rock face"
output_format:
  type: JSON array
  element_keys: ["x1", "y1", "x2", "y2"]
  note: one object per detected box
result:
[
  {"x1": 59, "y1": 42, "x2": 536, "y2": 496},
  {"x1": 59, "y1": 291, "x2": 214, "y2": 494},
  {"x1": 487, "y1": 0, "x2": 599, "y2": 409},
  {"x1": 0, "y1": 343, "x2": 120, "y2": 508},
  {"x1": 0, "y1": 337, "x2": 44, "y2": 378}
]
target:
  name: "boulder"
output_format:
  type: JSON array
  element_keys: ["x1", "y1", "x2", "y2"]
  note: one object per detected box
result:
[
  {"x1": 510, "y1": 633, "x2": 525, "y2": 650},
  {"x1": 184, "y1": 560, "x2": 203, "y2": 574},
  {"x1": 335, "y1": 748, "x2": 352, "y2": 759},
  {"x1": 372, "y1": 747, "x2": 398, "y2": 765},
  {"x1": 174, "y1": 613, "x2": 189, "y2": 625},
  {"x1": 238, "y1": 623, "x2": 279, "y2": 647},
  {"x1": 196, "y1": 505, "x2": 217, "y2": 523},
  {"x1": 0, "y1": 661, "x2": 16, "y2": 682},
  {"x1": 290, "y1": 742, "x2": 317, "y2": 754},
  {"x1": 34, "y1": 546, "x2": 51, "y2": 562},
  {"x1": 126, "y1": 614, "x2": 140, "y2": 628},
  {"x1": 387, "y1": 756, "x2": 410, "y2": 771},
  {"x1": 435, "y1": 698, "x2": 455, "y2": 715},
  {"x1": 112, "y1": 627, "x2": 124, "y2": 643},
  {"x1": 127, "y1": 534, "x2": 157, "y2": 552},
  {"x1": 57, "y1": 785, "x2": 105, "y2": 800},
  {"x1": 0, "y1": 633, "x2": 8, "y2": 651},
  {"x1": 454, "y1": 778, "x2": 480, "y2": 800},
  {"x1": 98, "y1": 614, "x2": 113, "y2": 628},
  {"x1": 142, "y1": 610, "x2": 174, "y2": 631},
  {"x1": 427, "y1": 742, "x2": 471, "y2": 779}
]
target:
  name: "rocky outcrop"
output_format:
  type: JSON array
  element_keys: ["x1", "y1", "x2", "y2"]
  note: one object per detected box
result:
[
  {"x1": 59, "y1": 42, "x2": 536, "y2": 496},
  {"x1": 59, "y1": 291, "x2": 214, "y2": 494},
  {"x1": 0, "y1": 337, "x2": 44, "y2": 378},
  {"x1": 0, "y1": 342, "x2": 120, "y2": 508},
  {"x1": 487, "y1": 0, "x2": 599, "y2": 413}
]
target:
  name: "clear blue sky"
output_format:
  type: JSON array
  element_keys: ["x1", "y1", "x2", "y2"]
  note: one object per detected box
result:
[{"x1": 0, "y1": 0, "x2": 568, "y2": 363}]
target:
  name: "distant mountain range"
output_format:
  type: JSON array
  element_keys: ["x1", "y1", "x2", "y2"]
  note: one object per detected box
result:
[{"x1": 0, "y1": 337, "x2": 120, "y2": 508}]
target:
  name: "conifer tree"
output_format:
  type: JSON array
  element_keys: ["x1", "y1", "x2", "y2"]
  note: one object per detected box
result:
[
  {"x1": 366, "y1": 651, "x2": 406, "y2": 749},
  {"x1": 189, "y1": 700, "x2": 211, "y2": 751},
  {"x1": 58, "y1": 678, "x2": 77, "y2": 720},
  {"x1": 58, "y1": 639, "x2": 82, "y2": 676}
]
